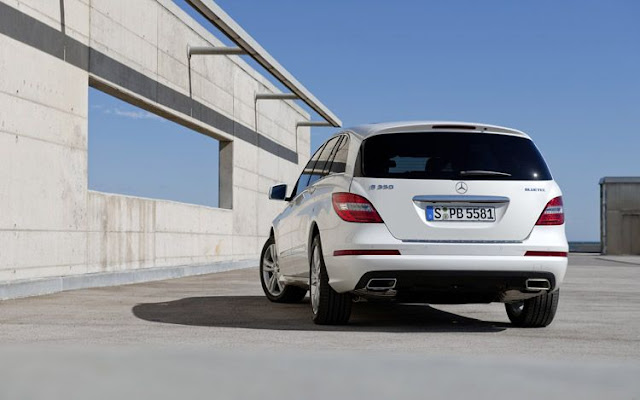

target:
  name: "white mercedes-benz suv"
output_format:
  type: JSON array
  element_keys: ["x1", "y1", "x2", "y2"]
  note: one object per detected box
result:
[{"x1": 260, "y1": 121, "x2": 568, "y2": 327}]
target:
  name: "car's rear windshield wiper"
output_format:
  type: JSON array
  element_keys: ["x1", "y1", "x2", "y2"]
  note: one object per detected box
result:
[{"x1": 459, "y1": 170, "x2": 512, "y2": 177}]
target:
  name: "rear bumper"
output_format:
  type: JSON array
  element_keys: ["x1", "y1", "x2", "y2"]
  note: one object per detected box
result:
[
  {"x1": 319, "y1": 218, "x2": 568, "y2": 300},
  {"x1": 324, "y1": 253, "x2": 568, "y2": 295}
]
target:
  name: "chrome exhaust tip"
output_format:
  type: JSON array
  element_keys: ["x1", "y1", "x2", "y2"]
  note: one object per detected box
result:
[
  {"x1": 366, "y1": 278, "x2": 397, "y2": 291},
  {"x1": 525, "y1": 278, "x2": 551, "y2": 291}
]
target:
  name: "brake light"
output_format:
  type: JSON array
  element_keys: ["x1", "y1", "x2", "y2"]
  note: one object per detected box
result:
[
  {"x1": 332, "y1": 193, "x2": 383, "y2": 223},
  {"x1": 536, "y1": 196, "x2": 564, "y2": 225}
]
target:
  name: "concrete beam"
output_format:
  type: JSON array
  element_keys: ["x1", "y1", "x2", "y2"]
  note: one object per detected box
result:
[{"x1": 184, "y1": 0, "x2": 342, "y2": 127}]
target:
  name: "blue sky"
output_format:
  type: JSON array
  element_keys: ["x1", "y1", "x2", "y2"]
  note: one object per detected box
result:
[
  {"x1": 88, "y1": 89, "x2": 220, "y2": 207},
  {"x1": 90, "y1": 1, "x2": 639, "y2": 240}
]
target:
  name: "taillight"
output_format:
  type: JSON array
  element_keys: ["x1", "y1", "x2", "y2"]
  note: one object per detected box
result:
[
  {"x1": 332, "y1": 193, "x2": 383, "y2": 223},
  {"x1": 536, "y1": 196, "x2": 564, "y2": 225}
]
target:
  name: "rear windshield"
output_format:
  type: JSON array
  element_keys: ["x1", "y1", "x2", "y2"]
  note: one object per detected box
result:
[{"x1": 357, "y1": 132, "x2": 552, "y2": 180}]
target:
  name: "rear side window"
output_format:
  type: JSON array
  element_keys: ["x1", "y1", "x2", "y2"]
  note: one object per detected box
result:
[
  {"x1": 327, "y1": 136, "x2": 349, "y2": 174},
  {"x1": 358, "y1": 132, "x2": 552, "y2": 181},
  {"x1": 308, "y1": 136, "x2": 341, "y2": 187}
]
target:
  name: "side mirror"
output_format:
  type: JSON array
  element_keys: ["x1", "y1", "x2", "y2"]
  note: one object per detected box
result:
[{"x1": 268, "y1": 184, "x2": 288, "y2": 201}]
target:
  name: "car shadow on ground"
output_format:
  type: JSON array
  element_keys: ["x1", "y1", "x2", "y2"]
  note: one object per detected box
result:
[{"x1": 132, "y1": 296, "x2": 510, "y2": 333}]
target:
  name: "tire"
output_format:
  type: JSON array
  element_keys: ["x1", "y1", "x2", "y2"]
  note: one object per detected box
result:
[
  {"x1": 505, "y1": 289, "x2": 560, "y2": 328},
  {"x1": 260, "y1": 236, "x2": 307, "y2": 303},
  {"x1": 309, "y1": 235, "x2": 352, "y2": 325}
]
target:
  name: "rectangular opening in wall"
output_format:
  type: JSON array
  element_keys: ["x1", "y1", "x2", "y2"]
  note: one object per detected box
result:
[{"x1": 89, "y1": 86, "x2": 225, "y2": 208}]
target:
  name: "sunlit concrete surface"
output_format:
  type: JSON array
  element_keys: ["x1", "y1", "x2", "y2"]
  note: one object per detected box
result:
[
  {"x1": 0, "y1": 0, "x2": 314, "y2": 290},
  {"x1": 0, "y1": 254, "x2": 638, "y2": 398}
]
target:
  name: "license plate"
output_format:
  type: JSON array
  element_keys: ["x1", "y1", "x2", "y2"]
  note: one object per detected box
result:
[{"x1": 426, "y1": 206, "x2": 496, "y2": 222}]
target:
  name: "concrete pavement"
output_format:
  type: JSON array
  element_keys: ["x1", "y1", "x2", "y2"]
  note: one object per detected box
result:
[
  {"x1": 0, "y1": 254, "x2": 639, "y2": 398},
  {"x1": 1, "y1": 255, "x2": 639, "y2": 359}
]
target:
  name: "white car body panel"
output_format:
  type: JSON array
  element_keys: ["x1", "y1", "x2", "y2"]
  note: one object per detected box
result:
[
  {"x1": 351, "y1": 178, "x2": 562, "y2": 242},
  {"x1": 269, "y1": 121, "x2": 568, "y2": 303}
]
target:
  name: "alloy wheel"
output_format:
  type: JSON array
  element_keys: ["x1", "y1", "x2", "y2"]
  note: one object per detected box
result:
[
  {"x1": 262, "y1": 244, "x2": 284, "y2": 296},
  {"x1": 310, "y1": 245, "x2": 321, "y2": 315}
]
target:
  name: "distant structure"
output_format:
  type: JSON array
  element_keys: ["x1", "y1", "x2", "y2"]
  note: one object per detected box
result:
[{"x1": 600, "y1": 177, "x2": 640, "y2": 255}]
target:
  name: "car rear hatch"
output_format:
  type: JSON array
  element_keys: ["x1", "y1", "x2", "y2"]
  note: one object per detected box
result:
[{"x1": 351, "y1": 130, "x2": 555, "y2": 242}]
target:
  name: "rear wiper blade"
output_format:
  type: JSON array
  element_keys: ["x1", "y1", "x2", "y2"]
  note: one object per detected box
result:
[{"x1": 459, "y1": 170, "x2": 512, "y2": 177}]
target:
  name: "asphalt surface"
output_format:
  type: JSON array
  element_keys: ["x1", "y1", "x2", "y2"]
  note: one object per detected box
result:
[{"x1": 1, "y1": 254, "x2": 639, "y2": 399}]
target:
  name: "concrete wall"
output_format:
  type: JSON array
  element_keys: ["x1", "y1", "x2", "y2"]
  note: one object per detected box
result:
[
  {"x1": 600, "y1": 178, "x2": 640, "y2": 255},
  {"x1": 0, "y1": 0, "x2": 311, "y2": 294}
]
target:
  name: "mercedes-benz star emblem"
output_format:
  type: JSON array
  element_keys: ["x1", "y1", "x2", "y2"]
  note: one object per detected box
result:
[{"x1": 455, "y1": 182, "x2": 468, "y2": 194}]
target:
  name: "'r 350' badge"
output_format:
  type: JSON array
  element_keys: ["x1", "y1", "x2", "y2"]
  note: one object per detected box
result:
[{"x1": 369, "y1": 184, "x2": 394, "y2": 190}]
